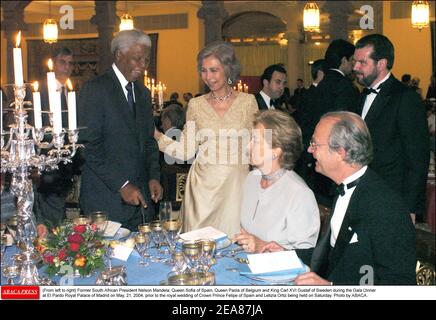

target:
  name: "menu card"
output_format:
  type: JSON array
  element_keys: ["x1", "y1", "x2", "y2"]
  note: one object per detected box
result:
[
  {"x1": 180, "y1": 226, "x2": 227, "y2": 242},
  {"x1": 247, "y1": 250, "x2": 304, "y2": 275},
  {"x1": 103, "y1": 221, "x2": 122, "y2": 237}
]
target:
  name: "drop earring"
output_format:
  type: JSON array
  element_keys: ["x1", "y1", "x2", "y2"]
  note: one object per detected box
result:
[{"x1": 227, "y1": 78, "x2": 232, "y2": 85}]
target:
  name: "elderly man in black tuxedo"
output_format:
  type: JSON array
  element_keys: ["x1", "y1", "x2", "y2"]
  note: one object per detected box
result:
[
  {"x1": 353, "y1": 34, "x2": 430, "y2": 224},
  {"x1": 79, "y1": 29, "x2": 162, "y2": 229},
  {"x1": 261, "y1": 112, "x2": 416, "y2": 285},
  {"x1": 255, "y1": 64, "x2": 287, "y2": 111}
]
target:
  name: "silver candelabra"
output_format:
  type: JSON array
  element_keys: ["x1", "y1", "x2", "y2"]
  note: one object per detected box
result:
[{"x1": 1, "y1": 84, "x2": 82, "y2": 285}]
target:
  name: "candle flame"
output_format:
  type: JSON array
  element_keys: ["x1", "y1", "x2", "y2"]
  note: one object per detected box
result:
[
  {"x1": 48, "y1": 58, "x2": 53, "y2": 71},
  {"x1": 33, "y1": 81, "x2": 39, "y2": 92},
  {"x1": 144, "y1": 70, "x2": 147, "y2": 76},
  {"x1": 16, "y1": 31, "x2": 21, "y2": 47},
  {"x1": 66, "y1": 78, "x2": 73, "y2": 91}
]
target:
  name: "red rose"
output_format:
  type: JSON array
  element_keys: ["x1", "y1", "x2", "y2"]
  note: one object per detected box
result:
[
  {"x1": 58, "y1": 249, "x2": 67, "y2": 261},
  {"x1": 73, "y1": 225, "x2": 87, "y2": 234},
  {"x1": 69, "y1": 242, "x2": 81, "y2": 252},
  {"x1": 43, "y1": 254, "x2": 54, "y2": 265},
  {"x1": 91, "y1": 224, "x2": 97, "y2": 232},
  {"x1": 68, "y1": 233, "x2": 84, "y2": 244}
]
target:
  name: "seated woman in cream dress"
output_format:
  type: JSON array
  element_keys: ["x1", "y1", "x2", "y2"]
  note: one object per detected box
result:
[
  {"x1": 155, "y1": 41, "x2": 258, "y2": 236},
  {"x1": 235, "y1": 110, "x2": 320, "y2": 252}
]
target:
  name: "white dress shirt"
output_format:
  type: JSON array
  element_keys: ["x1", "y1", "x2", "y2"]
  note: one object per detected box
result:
[
  {"x1": 240, "y1": 169, "x2": 320, "y2": 249},
  {"x1": 259, "y1": 90, "x2": 275, "y2": 109},
  {"x1": 112, "y1": 63, "x2": 136, "y2": 103},
  {"x1": 361, "y1": 72, "x2": 391, "y2": 119},
  {"x1": 330, "y1": 166, "x2": 368, "y2": 247}
]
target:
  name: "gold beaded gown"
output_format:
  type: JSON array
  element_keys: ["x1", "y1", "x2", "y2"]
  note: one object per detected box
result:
[{"x1": 158, "y1": 92, "x2": 258, "y2": 236}]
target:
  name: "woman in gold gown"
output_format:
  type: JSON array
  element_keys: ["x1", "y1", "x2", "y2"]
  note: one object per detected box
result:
[{"x1": 155, "y1": 41, "x2": 258, "y2": 236}]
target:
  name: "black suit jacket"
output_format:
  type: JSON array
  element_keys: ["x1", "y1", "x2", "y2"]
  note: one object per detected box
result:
[
  {"x1": 78, "y1": 68, "x2": 160, "y2": 227},
  {"x1": 358, "y1": 75, "x2": 430, "y2": 215},
  {"x1": 310, "y1": 168, "x2": 416, "y2": 285},
  {"x1": 255, "y1": 92, "x2": 269, "y2": 111}
]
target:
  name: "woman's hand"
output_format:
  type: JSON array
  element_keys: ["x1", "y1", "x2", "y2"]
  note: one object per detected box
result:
[
  {"x1": 259, "y1": 241, "x2": 285, "y2": 253},
  {"x1": 233, "y1": 228, "x2": 267, "y2": 253}
]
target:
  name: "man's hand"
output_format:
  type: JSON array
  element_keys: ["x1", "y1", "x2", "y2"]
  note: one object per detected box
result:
[
  {"x1": 294, "y1": 272, "x2": 332, "y2": 286},
  {"x1": 410, "y1": 213, "x2": 416, "y2": 225},
  {"x1": 149, "y1": 179, "x2": 163, "y2": 203},
  {"x1": 233, "y1": 228, "x2": 267, "y2": 253},
  {"x1": 259, "y1": 241, "x2": 285, "y2": 253},
  {"x1": 120, "y1": 183, "x2": 147, "y2": 207}
]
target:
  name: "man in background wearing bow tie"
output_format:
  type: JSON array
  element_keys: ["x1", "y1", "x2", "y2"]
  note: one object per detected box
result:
[
  {"x1": 353, "y1": 34, "x2": 429, "y2": 224},
  {"x1": 79, "y1": 29, "x2": 162, "y2": 229},
  {"x1": 255, "y1": 64, "x2": 287, "y2": 111},
  {"x1": 261, "y1": 112, "x2": 416, "y2": 285}
]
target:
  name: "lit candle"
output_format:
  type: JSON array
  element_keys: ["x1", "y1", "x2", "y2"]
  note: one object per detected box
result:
[
  {"x1": 158, "y1": 82, "x2": 163, "y2": 107},
  {"x1": 52, "y1": 91, "x2": 62, "y2": 134},
  {"x1": 244, "y1": 84, "x2": 248, "y2": 93},
  {"x1": 32, "y1": 81, "x2": 42, "y2": 129},
  {"x1": 151, "y1": 78, "x2": 155, "y2": 99},
  {"x1": 47, "y1": 59, "x2": 62, "y2": 134},
  {"x1": 13, "y1": 31, "x2": 24, "y2": 86},
  {"x1": 66, "y1": 78, "x2": 76, "y2": 130},
  {"x1": 144, "y1": 70, "x2": 148, "y2": 87},
  {"x1": 47, "y1": 59, "x2": 57, "y2": 114}
]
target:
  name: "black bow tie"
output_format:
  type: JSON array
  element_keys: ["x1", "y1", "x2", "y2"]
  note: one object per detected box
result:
[
  {"x1": 362, "y1": 87, "x2": 378, "y2": 96},
  {"x1": 336, "y1": 177, "x2": 362, "y2": 197},
  {"x1": 269, "y1": 99, "x2": 275, "y2": 107}
]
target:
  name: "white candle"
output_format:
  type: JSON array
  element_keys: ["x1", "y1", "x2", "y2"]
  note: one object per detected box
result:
[
  {"x1": 151, "y1": 79, "x2": 155, "y2": 99},
  {"x1": 13, "y1": 31, "x2": 24, "y2": 86},
  {"x1": 66, "y1": 78, "x2": 76, "y2": 130},
  {"x1": 32, "y1": 82, "x2": 42, "y2": 129},
  {"x1": 47, "y1": 59, "x2": 57, "y2": 114},
  {"x1": 158, "y1": 83, "x2": 163, "y2": 107},
  {"x1": 52, "y1": 91, "x2": 62, "y2": 134}
]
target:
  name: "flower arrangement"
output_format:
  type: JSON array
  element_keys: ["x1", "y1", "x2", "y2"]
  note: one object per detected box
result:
[{"x1": 36, "y1": 220, "x2": 106, "y2": 277}]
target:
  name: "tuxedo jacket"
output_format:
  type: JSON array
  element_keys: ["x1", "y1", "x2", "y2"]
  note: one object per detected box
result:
[
  {"x1": 310, "y1": 168, "x2": 416, "y2": 285},
  {"x1": 255, "y1": 92, "x2": 269, "y2": 111},
  {"x1": 357, "y1": 75, "x2": 430, "y2": 215},
  {"x1": 78, "y1": 68, "x2": 160, "y2": 227}
]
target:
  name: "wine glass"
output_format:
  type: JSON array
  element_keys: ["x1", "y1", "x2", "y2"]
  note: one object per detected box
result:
[
  {"x1": 2, "y1": 261, "x2": 19, "y2": 285},
  {"x1": 90, "y1": 211, "x2": 108, "y2": 236},
  {"x1": 199, "y1": 238, "x2": 216, "y2": 271},
  {"x1": 182, "y1": 240, "x2": 203, "y2": 272},
  {"x1": 159, "y1": 201, "x2": 172, "y2": 222},
  {"x1": 150, "y1": 221, "x2": 166, "y2": 262},
  {"x1": 135, "y1": 234, "x2": 150, "y2": 267}
]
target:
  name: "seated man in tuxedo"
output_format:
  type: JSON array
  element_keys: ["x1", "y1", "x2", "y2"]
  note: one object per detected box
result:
[
  {"x1": 255, "y1": 64, "x2": 287, "y2": 111},
  {"x1": 261, "y1": 111, "x2": 416, "y2": 285}
]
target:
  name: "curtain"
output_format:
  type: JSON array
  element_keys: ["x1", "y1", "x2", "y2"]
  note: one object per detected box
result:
[{"x1": 234, "y1": 44, "x2": 288, "y2": 77}]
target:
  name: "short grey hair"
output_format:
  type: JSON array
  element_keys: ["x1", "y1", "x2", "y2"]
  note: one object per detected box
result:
[
  {"x1": 322, "y1": 111, "x2": 373, "y2": 166},
  {"x1": 197, "y1": 41, "x2": 241, "y2": 84},
  {"x1": 111, "y1": 29, "x2": 151, "y2": 54},
  {"x1": 254, "y1": 110, "x2": 303, "y2": 170}
]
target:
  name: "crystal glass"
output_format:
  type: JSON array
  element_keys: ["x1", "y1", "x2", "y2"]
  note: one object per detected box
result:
[
  {"x1": 150, "y1": 221, "x2": 166, "y2": 262},
  {"x1": 90, "y1": 211, "x2": 108, "y2": 236},
  {"x1": 162, "y1": 219, "x2": 182, "y2": 254},
  {"x1": 199, "y1": 238, "x2": 216, "y2": 271},
  {"x1": 135, "y1": 234, "x2": 150, "y2": 267},
  {"x1": 158, "y1": 201, "x2": 172, "y2": 222},
  {"x1": 182, "y1": 240, "x2": 203, "y2": 272},
  {"x1": 2, "y1": 261, "x2": 20, "y2": 285},
  {"x1": 137, "y1": 224, "x2": 151, "y2": 258},
  {"x1": 171, "y1": 250, "x2": 187, "y2": 273}
]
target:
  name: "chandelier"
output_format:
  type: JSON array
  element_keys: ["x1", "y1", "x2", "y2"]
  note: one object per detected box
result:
[
  {"x1": 303, "y1": 2, "x2": 320, "y2": 32},
  {"x1": 119, "y1": 1, "x2": 134, "y2": 31},
  {"x1": 411, "y1": 1, "x2": 430, "y2": 30},
  {"x1": 43, "y1": 0, "x2": 58, "y2": 43}
]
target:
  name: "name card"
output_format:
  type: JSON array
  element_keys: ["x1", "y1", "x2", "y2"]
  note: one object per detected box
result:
[
  {"x1": 180, "y1": 226, "x2": 227, "y2": 242},
  {"x1": 247, "y1": 250, "x2": 304, "y2": 275},
  {"x1": 112, "y1": 245, "x2": 133, "y2": 261}
]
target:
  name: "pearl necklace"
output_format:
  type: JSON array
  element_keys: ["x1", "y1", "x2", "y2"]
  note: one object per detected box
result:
[
  {"x1": 261, "y1": 168, "x2": 286, "y2": 183},
  {"x1": 210, "y1": 88, "x2": 233, "y2": 102}
]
